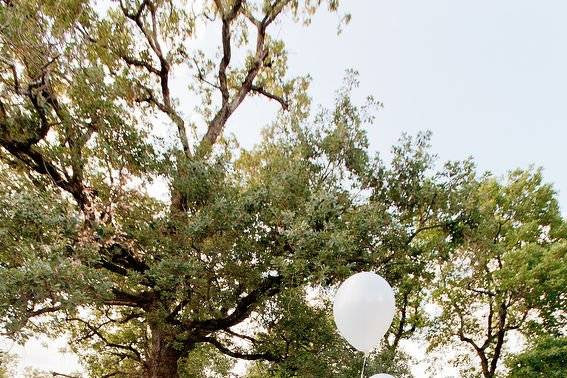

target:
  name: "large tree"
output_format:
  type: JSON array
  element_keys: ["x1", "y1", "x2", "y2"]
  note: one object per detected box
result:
[
  {"x1": 5, "y1": 2, "x2": 561, "y2": 378},
  {"x1": 1, "y1": 0, "x2": 460, "y2": 376},
  {"x1": 0, "y1": 0, "x2": 356, "y2": 376},
  {"x1": 0, "y1": 0, "x2": 474, "y2": 374}
]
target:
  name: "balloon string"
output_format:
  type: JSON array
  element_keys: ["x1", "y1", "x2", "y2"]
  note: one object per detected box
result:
[{"x1": 360, "y1": 352, "x2": 369, "y2": 378}]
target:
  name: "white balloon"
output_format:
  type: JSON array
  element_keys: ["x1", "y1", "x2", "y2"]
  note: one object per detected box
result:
[
  {"x1": 369, "y1": 375, "x2": 395, "y2": 378},
  {"x1": 333, "y1": 272, "x2": 395, "y2": 353}
]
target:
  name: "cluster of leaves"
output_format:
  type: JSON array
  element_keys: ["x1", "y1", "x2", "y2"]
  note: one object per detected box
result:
[
  {"x1": 427, "y1": 169, "x2": 567, "y2": 377},
  {"x1": 506, "y1": 336, "x2": 567, "y2": 378}
]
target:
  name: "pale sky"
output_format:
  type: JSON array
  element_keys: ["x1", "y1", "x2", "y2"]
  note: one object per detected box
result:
[
  {"x1": 228, "y1": 0, "x2": 567, "y2": 214},
  {"x1": 4, "y1": 0, "x2": 567, "y2": 376}
]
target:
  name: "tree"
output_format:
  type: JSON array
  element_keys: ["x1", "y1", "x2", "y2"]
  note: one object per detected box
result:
[
  {"x1": 0, "y1": 0, "x2": 439, "y2": 375},
  {"x1": 506, "y1": 336, "x2": 567, "y2": 378},
  {"x1": 429, "y1": 169, "x2": 567, "y2": 378},
  {"x1": 0, "y1": 1, "x2": 472, "y2": 367},
  {"x1": 366, "y1": 133, "x2": 477, "y2": 355},
  {"x1": 239, "y1": 131, "x2": 475, "y2": 378},
  {"x1": 0, "y1": 0, "x2": 360, "y2": 376}
]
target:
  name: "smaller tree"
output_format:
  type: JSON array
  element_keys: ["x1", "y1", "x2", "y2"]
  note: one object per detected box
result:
[
  {"x1": 365, "y1": 134, "x2": 477, "y2": 355},
  {"x1": 506, "y1": 336, "x2": 567, "y2": 378},
  {"x1": 429, "y1": 169, "x2": 567, "y2": 378}
]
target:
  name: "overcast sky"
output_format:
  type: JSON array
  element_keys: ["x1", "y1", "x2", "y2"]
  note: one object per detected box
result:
[
  {"x1": 6, "y1": 0, "x2": 567, "y2": 376},
  {"x1": 227, "y1": 0, "x2": 567, "y2": 214}
]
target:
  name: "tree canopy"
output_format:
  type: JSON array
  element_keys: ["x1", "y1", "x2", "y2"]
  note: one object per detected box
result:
[
  {"x1": 0, "y1": 1, "x2": 565, "y2": 377},
  {"x1": 506, "y1": 336, "x2": 567, "y2": 378},
  {"x1": 428, "y1": 169, "x2": 567, "y2": 377}
]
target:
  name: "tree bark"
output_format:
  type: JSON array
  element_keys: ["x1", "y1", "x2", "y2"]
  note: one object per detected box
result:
[
  {"x1": 479, "y1": 351, "x2": 491, "y2": 378},
  {"x1": 144, "y1": 325, "x2": 182, "y2": 378}
]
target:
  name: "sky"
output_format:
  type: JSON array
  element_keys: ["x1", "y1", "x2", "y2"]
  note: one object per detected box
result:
[
  {"x1": 4, "y1": 0, "x2": 567, "y2": 376},
  {"x1": 227, "y1": 0, "x2": 567, "y2": 214}
]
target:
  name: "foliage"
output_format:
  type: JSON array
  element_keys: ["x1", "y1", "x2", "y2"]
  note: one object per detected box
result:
[
  {"x1": 506, "y1": 336, "x2": 567, "y2": 378},
  {"x1": 0, "y1": 1, "x2": 565, "y2": 377},
  {"x1": 0, "y1": 352, "x2": 13, "y2": 378},
  {"x1": 428, "y1": 169, "x2": 567, "y2": 378},
  {"x1": 177, "y1": 344, "x2": 233, "y2": 378},
  {"x1": 0, "y1": 0, "x2": 438, "y2": 375}
]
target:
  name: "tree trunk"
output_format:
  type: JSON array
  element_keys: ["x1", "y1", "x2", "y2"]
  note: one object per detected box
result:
[
  {"x1": 470, "y1": 348, "x2": 491, "y2": 378},
  {"x1": 145, "y1": 348, "x2": 180, "y2": 377},
  {"x1": 144, "y1": 325, "x2": 183, "y2": 378},
  {"x1": 480, "y1": 355, "x2": 491, "y2": 378},
  {"x1": 488, "y1": 304, "x2": 508, "y2": 377}
]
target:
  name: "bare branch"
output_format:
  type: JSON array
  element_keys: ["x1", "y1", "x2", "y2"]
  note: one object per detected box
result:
[
  {"x1": 241, "y1": 2, "x2": 261, "y2": 27},
  {"x1": 27, "y1": 305, "x2": 62, "y2": 317},
  {"x1": 200, "y1": 336, "x2": 281, "y2": 362},
  {"x1": 251, "y1": 84, "x2": 289, "y2": 110},
  {"x1": 192, "y1": 57, "x2": 221, "y2": 89},
  {"x1": 0, "y1": 58, "x2": 21, "y2": 93},
  {"x1": 200, "y1": 1, "x2": 292, "y2": 151},
  {"x1": 224, "y1": 328, "x2": 258, "y2": 343},
  {"x1": 467, "y1": 285, "x2": 496, "y2": 297},
  {"x1": 119, "y1": 0, "x2": 191, "y2": 156},
  {"x1": 50, "y1": 372, "x2": 79, "y2": 378},
  {"x1": 390, "y1": 291, "x2": 409, "y2": 352},
  {"x1": 0, "y1": 138, "x2": 72, "y2": 195},
  {"x1": 187, "y1": 275, "x2": 282, "y2": 332},
  {"x1": 214, "y1": 0, "x2": 244, "y2": 107},
  {"x1": 121, "y1": 54, "x2": 161, "y2": 75},
  {"x1": 489, "y1": 301, "x2": 509, "y2": 376}
]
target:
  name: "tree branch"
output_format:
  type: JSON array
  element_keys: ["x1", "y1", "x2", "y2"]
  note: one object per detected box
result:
[
  {"x1": 224, "y1": 328, "x2": 258, "y2": 343},
  {"x1": 199, "y1": 0, "x2": 290, "y2": 152},
  {"x1": 214, "y1": 0, "x2": 243, "y2": 105},
  {"x1": 119, "y1": 0, "x2": 190, "y2": 156},
  {"x1": 0, "y1": 58, "x2": 22, "y2": 93},
  {"x1": 121, "y1": 54, "x2": 160, "y2": 75},
  {"x1": 390, "y1": 291, "x2": 409, "y2": 352},
  {"x1": 27, "y1": 305, "x2": 62, "y2": 317},
  {"x1": 50, "y1": 372, "x2": 79, "y2": 378},
  {"x1": 188, "y1": 275, "x2": 282, "y2": 332},
  {"x1": 107, "y1": 288, "x2": 154, "y2": 309},
  {"x1": 251, "y1": 84, "x2": 289, "y2": 110},
  {"x1": 192, "y1": 57, "x2": 221, "y2": 89},
  {"x1": 200, "y1": 336, "x2": 281, "y2": 362},
  {"x1": 67, "y1": 317, "x2": 143, "y2": 362}
]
